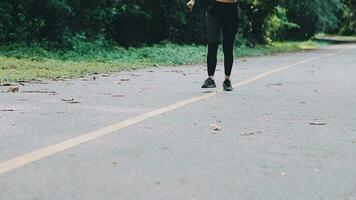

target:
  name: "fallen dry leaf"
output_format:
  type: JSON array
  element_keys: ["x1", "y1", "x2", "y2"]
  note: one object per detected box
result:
[
  {"x1": 240, "y1": 132, "x2": 255, "y2": 136},
  {"x1": 0, "y1": 109, "x2": 18, "y2": 112},
  {"x1": 98, "y1": 92, "x2": 112, "y2": 96},
  {"x1": 5, "y1": 87, "x2": 19, "y2": 93},
  {"x1": 112, "y1": 95, "x2": 125, "y2": 98},
  {"x1": 67, "y1": 101, "x2": 81, "y2": 104},
  {"x1": 61, "y1": 98, "x2": 74, "y2": 102},
  {"x1": 210, "y1": 124, "x2": 221, "y2": 131},
  {"x1": 309, "y1": 122, "x2": 327, "y2": 126},
  {"x1": 61, "y1": 98, "x2": 81, "y2": 104},
  {"x1": 0, "y1": 83, "x2": 15, "y2": 86},
  {"x1": 268, "y1": 83, "x2": 283, "y2": 86},
  {"x1": 241, "y1": 131, "x2": 262, "y2": 136}
]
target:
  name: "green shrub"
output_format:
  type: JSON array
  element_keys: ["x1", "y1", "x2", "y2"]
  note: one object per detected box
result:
[{"x1": 264, "y1": 6, "x2": 299, "y2": 42}]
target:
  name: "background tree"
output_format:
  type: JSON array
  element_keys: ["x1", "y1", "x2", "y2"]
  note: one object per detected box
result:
[
  {"x1": 0, "y1": 0, "x2": 352, "y2": 47},
  {"x1": 340, "y1": 0, "x2": 356, "y2": 35}
]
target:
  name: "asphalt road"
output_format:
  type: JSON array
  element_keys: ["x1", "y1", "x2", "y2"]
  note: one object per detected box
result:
[{"x1": 0, "y1": 44, "x2": 356, "y2": 200}]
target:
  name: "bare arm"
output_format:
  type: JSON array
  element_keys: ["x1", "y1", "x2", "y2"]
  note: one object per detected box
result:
[{"x1": 186, "y1": 0, "x2": 196, "y2": 11}]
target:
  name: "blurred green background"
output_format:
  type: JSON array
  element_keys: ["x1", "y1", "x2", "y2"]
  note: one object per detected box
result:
[
  {"x1": 0, "y1": 0, "x2": 355, "y2": 82},
  {"x1": 1, "y1": 0, "x2": 355, "y2": 47}
]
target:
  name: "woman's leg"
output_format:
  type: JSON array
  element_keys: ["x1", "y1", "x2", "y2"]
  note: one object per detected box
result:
[
  {"x1": 206, "y1": 11, "x2": 221, "y2": 77},
  {"x1": 222, "y1": 8, "x2": 238, "y2": 78}
]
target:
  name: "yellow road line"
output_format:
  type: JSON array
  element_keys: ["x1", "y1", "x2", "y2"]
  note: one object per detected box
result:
[{"x1": 0, "y1": 49, "x2": 349, "y2": 176}]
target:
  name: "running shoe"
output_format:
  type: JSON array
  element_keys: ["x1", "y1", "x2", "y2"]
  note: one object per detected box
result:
[
  {"x1": 223, "y1": 79, "x2": 233, "y2": 91},
  {"x1": 202, "y1": 77, "x2": 216, "y2": 88}
]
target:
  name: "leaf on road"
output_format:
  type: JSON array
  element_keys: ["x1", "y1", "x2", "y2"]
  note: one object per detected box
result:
[
  {"x1": 268, "y1": 83, "x2": 283, "y2": 86},
  {"x1": 210, "y1": 124, "x2": 221, "y2": 131},
  {"x1": 240, "y1": 132, "x2": 255, "y2": 136},
  {"x1": 98, "y1": 92, "x2": 112, "y2": 96},
  {"x1": 112, "y1": 95, "x2": 125, "y2": 98},
  {"x1": 0, "y1": 83, "x2": 15, "y2": 86},
  {"x1": 61, "y1": 98, "x2": 81, "y2": 104},
  {"x1": 67, "y1": 101, "x2": 81, "y2": 104},
  {"x1": 61, "y1": 98, "x2": 74, "y2": 102},
  {"x1": 309, "y1": 121, "x2": 327, "y2": 126},
  {"x1": 241, "y1": 131, "x2": 262, "y2": 136},
  {"x1": 1, "y1": 109, "x2": 18, "y2": 112},
  {"x1": 281, "y1": 172, "x2": 287, "y2": 176},
  {"x1": 5, "y1": 87, "x2": 19, "y2": 93}
]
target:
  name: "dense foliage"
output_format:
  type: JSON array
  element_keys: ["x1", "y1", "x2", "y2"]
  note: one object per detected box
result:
[
  {"x1": 340, "y1": 0, "x2": 356, "y2": 35},
  {"x1": 0, "y1": 0, "x2": 354, "y2": 47}
]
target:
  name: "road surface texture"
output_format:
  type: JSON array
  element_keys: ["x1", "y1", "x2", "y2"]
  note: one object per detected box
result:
[{"x1": 0, "y1": 44, "x2": 356, "y2": 200}]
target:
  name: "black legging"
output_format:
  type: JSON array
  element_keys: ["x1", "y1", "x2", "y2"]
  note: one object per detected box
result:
[{"x1": 206, "y1": 1, "x2": 239, "y2": 77}]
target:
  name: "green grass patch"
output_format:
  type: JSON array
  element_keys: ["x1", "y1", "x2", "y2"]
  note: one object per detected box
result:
[{"x1": 0, "y1": 40, "x2": 326, "y2": 83}]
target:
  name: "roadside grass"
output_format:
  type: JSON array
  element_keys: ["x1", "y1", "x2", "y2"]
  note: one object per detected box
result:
[{"x1": 0, "y1": 40, "x2": 326, "y2": 83}]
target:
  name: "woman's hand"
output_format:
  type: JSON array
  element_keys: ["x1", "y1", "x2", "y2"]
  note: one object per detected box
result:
[{"x1": 186, "y1": 0, "x2": 195, "y2": 11}]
